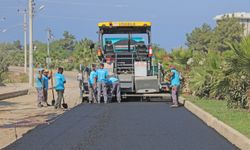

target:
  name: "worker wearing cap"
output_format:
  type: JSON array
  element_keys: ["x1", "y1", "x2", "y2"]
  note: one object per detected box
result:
[
  {"x1": 54, "y1": 67, "x2": 66, "y2": 109},
  {"x1": 88, "y1": 64, "x2": 97, "y2": 103},
  {"x1": 43, "y1": 69, "x2": 52, "y2": 106},
  {"x1": 96, "y1": 63, "x2": 108, "y2": 103},
  {"x1": 169, "y1": 65, "x2": 181, "y2": 107},
  {"x1": 35, "y1": 68, "x2": 45, "y2": 107},
  {"x1": 108, "y1": 75, "x2": 121, "y2": 103}
]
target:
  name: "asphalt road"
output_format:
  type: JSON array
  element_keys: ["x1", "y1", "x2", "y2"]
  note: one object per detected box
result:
[{"x1": 4, "y1": 102, "x2": 238, "y2": 150}]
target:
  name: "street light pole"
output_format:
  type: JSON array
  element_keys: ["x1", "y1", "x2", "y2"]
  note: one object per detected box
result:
[
  {"x1": 46, "y1": 28, "x2": 53, "y2": 69},
  {"x1": 28, "y1": 0, "x2": 34, "y2": 87},
  {"x1": 47, "y1": 28, "x2": 51, "y2": 69},
  {"x1": 18, "y1": 9, "x2": 28, "y2": 73},
  {"x1": 24, "y1": 10, "x2": 27, "y2": 74}
]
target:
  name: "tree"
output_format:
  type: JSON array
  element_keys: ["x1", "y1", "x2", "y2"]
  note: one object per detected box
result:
[
  {"x1": 170, "y1": 47, "x2": 192, "y2": 69},
  {"x1": 60, "y1": 31, "x2": 76, "y2": 51},
  {"x1": 153, "y1": 44, "x2": 169, "y2": 63},
  {"x1": 186, "y1": 23, "x2": 213, "y2": 52},
  {"x1": 73, "y1": 38, "x2": 97, "y2": 67},
  {"x1": 0, "y1": 48, "x2": 10, "y2": 83},
  {"x1": 13, "y1": 40, "x2": 22, "y2": 50},
  {"x1": 229, "y1": 36, "x2": 250, "y2": 111},
  {"x1": 188, "y1": 50, "x2": 225, "y2": 98},
  {"x1": 211, "y1": 17, "x2": 244, "y2": 52},
  {"x1": 33, "y1": 41, "x2": 47, "y2": 67}
]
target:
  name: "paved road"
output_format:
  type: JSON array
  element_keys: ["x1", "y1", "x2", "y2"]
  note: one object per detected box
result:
[{"x1": 4, "y1": 102, "x2": 238, "y2": 150}]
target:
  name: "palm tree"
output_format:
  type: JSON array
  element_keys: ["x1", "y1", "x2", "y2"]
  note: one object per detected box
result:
[
  {"x1": 189, "y1": 50, "x2": 225, "y2": 98},
  {"x1": 229, "y1": 36, "x2": 250, "y2": 111}
]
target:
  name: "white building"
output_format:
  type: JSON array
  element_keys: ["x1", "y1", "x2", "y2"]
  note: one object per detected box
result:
[{"x1": 214, "y1": 12, "x2": 250, "y2": 36}]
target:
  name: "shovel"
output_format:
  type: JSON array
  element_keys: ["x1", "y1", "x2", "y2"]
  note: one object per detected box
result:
[
  {"x1": 62, "y1": 96, "x2": 68, "y2": 109},
  {"x1": 50, "y1": 71, "x2": 56, "y2": 106}
]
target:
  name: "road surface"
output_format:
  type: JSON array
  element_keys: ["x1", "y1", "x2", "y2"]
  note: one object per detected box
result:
[{"x1": 4, "y1": 102, "x2": 238, "y2": 150}]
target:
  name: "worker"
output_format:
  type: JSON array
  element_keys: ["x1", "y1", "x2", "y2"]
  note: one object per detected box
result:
[
  {"x1": 96, "y1": 63, "x2": 108, "y2": 104},
  {"x1": 35, "y1": 68, "x2": 45, "y2": 107},
  {"x1": 108, "y1": 75, "x2": 121, "y2": 103},
  {"x1": 88, "y1": 64, "x2": 97, "y2": 103},
  {"x1": 168, "y1": 65, "x2": 181, "y2": 108},
  {"x1": 43, "y1": 69, "x2": 52, "y2": 106},
  {"x1": 54, "y1": 67, "x2": 66, "y2": 109},
  {"x1": 77, "y1": 70, "x2": 84, "y2": 99}
]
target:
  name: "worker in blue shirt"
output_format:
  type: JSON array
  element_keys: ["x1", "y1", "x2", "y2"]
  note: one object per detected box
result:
[
  {"x1": 43, "y1": 69, "x2": 51, "y2": 106},
  {"x1": 169, "y1": 65, "x2": 181, "y2": 108},
  {"x1": 96, "y1": 63, "x2": 108, "y2": 103},
  {"x1": 108, "y1": 75, "x2": 121, "y2": 103},
  {"x1": 54, "y1": 67, "x2": 66, "y2": 109},
  {"x1": 35, "y1": 68, "x2": 45, "y2": 107},
  {"x1": 88, "y1": 64, "x2": 97, "y2": 103}
]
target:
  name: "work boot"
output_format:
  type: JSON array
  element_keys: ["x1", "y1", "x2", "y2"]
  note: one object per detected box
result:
[
  {"x1": 170, "y1": 104, "x2": 179, "y2": 108},
  {"x1": 43, "y1": 102, "x2": 50, "y2": 107},
  {"x1": 37, "y1": 103, "x2": 43, "y2": 108}
]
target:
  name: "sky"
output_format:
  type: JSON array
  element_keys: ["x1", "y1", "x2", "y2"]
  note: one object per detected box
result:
[{"x1": 0, "y1": 0, "x2": 250, "y2": 50}]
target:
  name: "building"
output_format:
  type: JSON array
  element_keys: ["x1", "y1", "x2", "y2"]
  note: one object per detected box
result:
[{"x1": 214, "y1": 12, "x2": 250, "y2": 36}]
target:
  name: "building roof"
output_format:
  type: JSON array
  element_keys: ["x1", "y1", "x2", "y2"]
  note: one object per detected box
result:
[{"x1": 214, "y1": 12, "x2": 250, "y2": 20}]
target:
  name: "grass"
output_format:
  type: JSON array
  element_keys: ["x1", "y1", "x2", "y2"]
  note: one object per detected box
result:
[{"x1": 184, "y1": 96, "x2": 250, "y2": 139}]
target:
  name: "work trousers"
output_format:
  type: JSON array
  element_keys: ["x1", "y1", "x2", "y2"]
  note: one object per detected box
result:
[
  {"x1": 97, "y1": 82, "x2": 107, "y2": 103},
  {"x1": 36, "y1": 88, "x2": 44, "y2": 104},
  {"x1": 43, "y1": 90, "x2": 48, "y2": 103},
  {"x1": 79, "y1": 80, "x2": 83, "y2": 97},
  {"x1": 56, "y1": 90, "x2": 64, "y2": 108},
  {"x1": 111, "y1": 82, "x2": 121, "y2": 102},
  {"x1": 88, "y1": 84, "x2": 97, "y2": 103},
  {"x1": 171, "y1": 86, "x2": 179, "y2": 105}
]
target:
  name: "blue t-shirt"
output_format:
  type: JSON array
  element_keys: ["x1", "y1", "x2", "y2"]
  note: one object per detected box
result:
[
  {"x1": 170, "y1": 69, "x2": 180, "y2": 87},
  {"x1": 89, "y1": 71, "x2": 97, "y2": 85},
  {"x1": 54, "y1": 73, "x2": 65, "y2": 90},
  {"x1": 96, "y1": 68, "x2": 108, "y2": 82},
  {"x1": 35, "y1": 74, "x2": 44, "y2": 89},
  {"x1": 108, "y1": 77, "x2": 119, "y2": 84},
  {"x1": 43, "y1": 75, "x2": 49, "y2": 90}
]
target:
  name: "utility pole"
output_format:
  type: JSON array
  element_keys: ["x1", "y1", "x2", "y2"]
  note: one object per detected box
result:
[
  {"x1": 28, "y1": 0, "x2": 34, "y2": 87},
  {"x1": 46, "y1": 28, "x2": 53, "y2": 69},
  {"x1": 18, "y1": 9, "x2": 28, "y2": 73}
]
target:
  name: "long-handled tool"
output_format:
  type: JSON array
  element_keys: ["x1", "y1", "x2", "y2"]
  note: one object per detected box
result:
[
  {"x1": 50, "y1": 70, "x2": 56, "y2": 106},
  {"x1": 62, "y1": 96, "x2": 68, "y2": 109}
]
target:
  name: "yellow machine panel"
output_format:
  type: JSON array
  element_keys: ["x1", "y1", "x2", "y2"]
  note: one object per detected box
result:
[{"x1": 98, "y1": 21, "x2": 152, "y2": 27}]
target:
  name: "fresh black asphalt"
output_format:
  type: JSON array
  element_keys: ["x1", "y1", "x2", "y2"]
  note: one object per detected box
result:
[{"x1": 4, "y1": 102, "x2": 238, "y2": 150}]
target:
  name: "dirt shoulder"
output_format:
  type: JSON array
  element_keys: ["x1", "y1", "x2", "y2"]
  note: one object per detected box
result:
[{"x1": 0, "y1": 80, "x2": 81, "y2": 149}]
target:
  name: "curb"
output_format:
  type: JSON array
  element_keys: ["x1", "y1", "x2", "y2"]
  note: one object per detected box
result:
[
  {"x1": 179, "y1": 98, "x2": 250, "y2": 150},
  {"x1": 0, "y1": 90, "x2": 29, "y2": 101}
]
